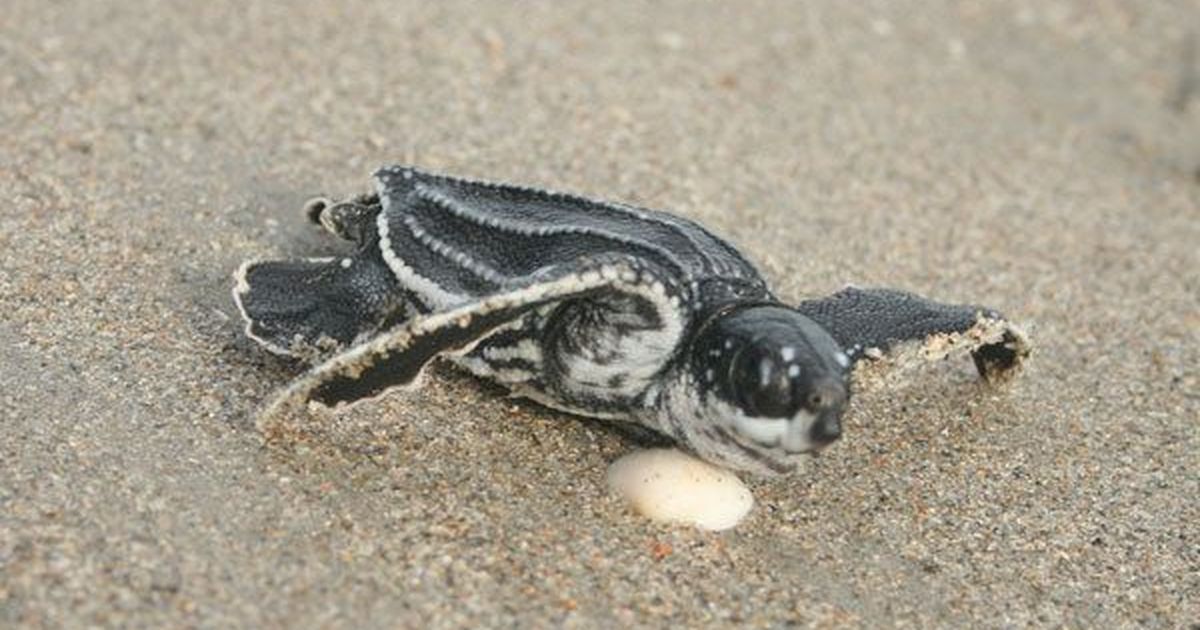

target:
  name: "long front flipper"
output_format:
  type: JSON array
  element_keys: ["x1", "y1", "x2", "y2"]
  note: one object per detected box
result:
[
  {"x1": 794, "y1": 287, "x2": 1029, "y2": 382},
  {"x1": 261, "y1": 256, "x2": 666, "y2": 420}
]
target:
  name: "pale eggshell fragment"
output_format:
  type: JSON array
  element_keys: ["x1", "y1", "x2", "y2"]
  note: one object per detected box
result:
[{"x1": 606, "y1": 448, "x2": 754, "y2": 531}]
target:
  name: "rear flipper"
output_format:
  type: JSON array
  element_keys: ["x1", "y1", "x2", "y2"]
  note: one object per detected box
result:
[
  {"x1": 232, "y1": 253, "x2": 410, "y2": 362},
  {"x1": 794, "y1": 287, "x2": 1030, "y2": 383}
]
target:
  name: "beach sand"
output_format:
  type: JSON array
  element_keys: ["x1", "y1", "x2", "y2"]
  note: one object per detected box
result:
[{"x1": 2, "y1": 1, "x2": 1197, "y2": 626}]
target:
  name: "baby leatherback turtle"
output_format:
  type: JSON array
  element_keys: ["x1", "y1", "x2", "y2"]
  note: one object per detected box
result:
[{"x1": 234, "y1": 166, "x2": 1028, "y2": 475}]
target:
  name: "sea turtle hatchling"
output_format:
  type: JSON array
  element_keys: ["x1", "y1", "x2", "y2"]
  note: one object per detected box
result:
[{"x1": 233, "y1": 166, "x2": 1029, "y2": 475}]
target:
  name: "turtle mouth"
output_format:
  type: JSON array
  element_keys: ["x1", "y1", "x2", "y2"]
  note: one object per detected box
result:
[{"x1": 730, "y1": 410, "x2": 821, "y2": 453}]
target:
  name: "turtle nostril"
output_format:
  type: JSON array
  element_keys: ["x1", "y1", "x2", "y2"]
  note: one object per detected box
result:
[
  {"x1": 807, "y1": 380, "x2": 846, "y2": 411},
  {"x1": 810, "y1": 413, "x2": 842, "y2": 445}
]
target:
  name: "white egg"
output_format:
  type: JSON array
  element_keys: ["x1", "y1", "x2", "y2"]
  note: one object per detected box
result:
[{"x1": 606, "y1": 448, "x2": 754, "y2": 530}]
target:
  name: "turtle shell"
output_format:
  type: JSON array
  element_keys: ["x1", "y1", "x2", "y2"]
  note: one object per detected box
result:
[{"x1": 369, "y1": 166, "x2": 772, "y2": 313}]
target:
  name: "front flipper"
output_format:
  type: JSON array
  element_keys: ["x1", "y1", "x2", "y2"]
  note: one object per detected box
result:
[
  {"x1": 794, "y1": 287, "x2": 1029, "y2": 382},
  {"x1": 261, "y1": 257, "x2": 666, "y2": 420}
]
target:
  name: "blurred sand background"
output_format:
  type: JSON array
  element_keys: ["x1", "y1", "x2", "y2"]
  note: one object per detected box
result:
[{"x1": 1, "y1": 1, "x2": 1197, "y2": 627}]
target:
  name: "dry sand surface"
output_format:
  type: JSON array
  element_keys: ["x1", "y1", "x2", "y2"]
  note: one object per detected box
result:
[{"x1": 2, "y1": 1, "x2": 1198, "y2": 627}]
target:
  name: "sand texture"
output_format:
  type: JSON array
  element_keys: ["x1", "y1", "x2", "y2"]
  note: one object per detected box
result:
[{"x1": 2, "y1": 1, "x2": 1197, "y2": 627}]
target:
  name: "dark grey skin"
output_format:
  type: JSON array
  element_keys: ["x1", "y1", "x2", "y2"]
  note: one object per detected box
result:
[{"x1": 234, "y1": 166, "x2": 1027, "y2": 475}]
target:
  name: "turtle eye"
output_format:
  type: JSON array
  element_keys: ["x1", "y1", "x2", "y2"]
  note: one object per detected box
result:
[{"x1": 731, "y1": 350, "x2": 796, "y2": 418}]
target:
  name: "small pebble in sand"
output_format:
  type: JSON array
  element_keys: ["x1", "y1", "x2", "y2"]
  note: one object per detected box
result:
[{"x1": 606, "y1": 448, "x2": 754, "y2": 530}]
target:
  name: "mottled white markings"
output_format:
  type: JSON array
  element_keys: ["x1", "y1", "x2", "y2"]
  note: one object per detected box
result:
[
  {"x1": 482, "y1": 339, "x2": 543, "y2": 363},
  {"x1": 654, "y1": 373, "x2": 804, "y2": 475},
  {"x1": 787, "y1": 364, "x2": 801, "y2": 378},
  {"x1": 780, "y1": 411, "x2": 817, "y2": 452},
  {"x1": 556, "y1": 266, "x2": 686, "y2": 402},
  {"x1": 781, "y1": 345, "x2": 796, "y2": 362},
  {"x1": 262, "y1": 267, "x2": 628, "y2": 419},
  {"x1": 707, "y1": 395, "x2": 819, "y2": 457},
  {"x1": 835, "y1": 351, "x2": 850, "y2": 367},
  {"x1": 732, "y1": 414, "x2": 789, "y2": 445}
]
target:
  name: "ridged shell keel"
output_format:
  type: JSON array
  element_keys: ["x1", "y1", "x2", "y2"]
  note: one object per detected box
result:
[{"x1": 372, "y1": 166, "x2": 769, "y2": 310}]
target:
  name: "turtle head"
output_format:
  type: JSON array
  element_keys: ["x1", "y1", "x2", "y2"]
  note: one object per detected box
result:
[{"x1": 679, "y1": 305, "x2": 850, "y2": 472}]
